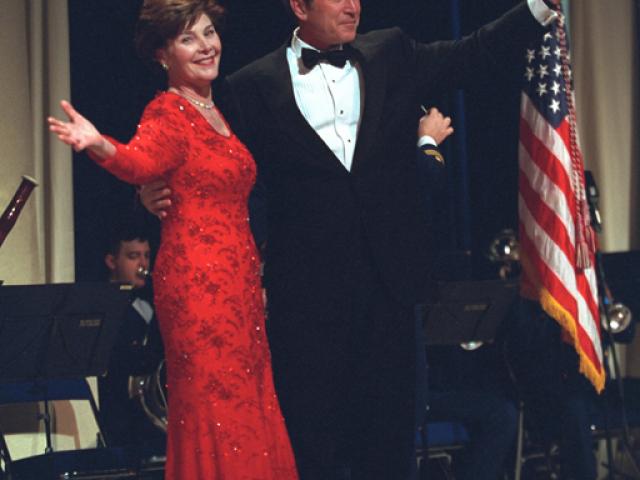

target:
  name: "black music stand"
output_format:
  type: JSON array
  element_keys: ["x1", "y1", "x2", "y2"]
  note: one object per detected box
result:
[
  {"x1": 415, "y1": 279, "x2": 519, "y2": 477},
  {"x1": 422, "y1": 279, "x2": 519, "y2": 346},
  {"x1": 0, "y1": 283, "x2": 131, "y2": 461}
]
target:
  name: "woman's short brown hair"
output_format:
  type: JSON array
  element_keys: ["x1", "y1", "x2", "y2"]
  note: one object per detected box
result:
[{"x1": 135, "y1": 0, "x2": 225, "y2": 64}]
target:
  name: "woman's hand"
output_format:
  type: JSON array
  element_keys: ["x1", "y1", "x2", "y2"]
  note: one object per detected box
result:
[{"x1": 48, "y1": 100, "x2": 114, "y2": 157}]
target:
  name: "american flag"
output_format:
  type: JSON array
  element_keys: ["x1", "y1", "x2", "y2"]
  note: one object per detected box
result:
[{"x1": 518, "y1": 14, "x2": 604, "y2": 391}]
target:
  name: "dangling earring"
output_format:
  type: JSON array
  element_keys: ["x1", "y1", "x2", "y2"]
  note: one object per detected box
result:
[{"x1": 161, "y1": 62, "x2": 169, "y2": 71}]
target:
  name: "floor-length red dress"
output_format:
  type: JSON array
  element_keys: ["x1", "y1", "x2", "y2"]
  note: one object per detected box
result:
[{"x1": 93, "y1": 91, "x2": 299, "y2": 479}]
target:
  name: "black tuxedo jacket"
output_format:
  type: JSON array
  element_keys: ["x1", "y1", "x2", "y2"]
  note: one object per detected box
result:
[{"x1": 223, "y1": 3, "x2": 543, "y2": 334}]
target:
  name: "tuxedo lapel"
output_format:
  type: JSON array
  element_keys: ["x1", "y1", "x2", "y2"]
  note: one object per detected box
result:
[
  {"x1": 255, "y1": 45, "x2": 348, "y2": 173},
  {"x1": 250, "y1": 38, "x2": 388, "y2": 174},
  {"x1": 350, "y1": 38, "x2": 388, "y2": 175}
]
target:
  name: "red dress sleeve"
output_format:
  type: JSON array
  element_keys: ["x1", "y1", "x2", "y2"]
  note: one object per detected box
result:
[{"x1": 89, "y1": 94, "x2": 187, "y2": 185}]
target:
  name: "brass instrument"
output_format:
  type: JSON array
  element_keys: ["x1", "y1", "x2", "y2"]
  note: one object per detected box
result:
[
  {"x1": 127, "y1": 267, "x2": 165, "y2": 432},
  {"x1": 129, "y1": 359, "x2": 168, "y2": 433},
  {"x1": 457, "y1": 229, "x2": 523, "y2": 352},
  {"x1": 487, "y1": 228, "x2": 520, "y2": 280},
  {"x1": 136, "y1": 266, "x2": 151, "y2": 279},
  {"x1": 602, "y1": 302, "x2": 633, "y2": 334},
  {"x1": 0, "y1": 175, "x2": 38, "y2": 248}
]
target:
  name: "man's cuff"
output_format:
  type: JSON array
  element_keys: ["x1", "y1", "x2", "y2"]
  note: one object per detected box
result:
[
  {"x1": 417, "y1": 135, "x2": 437, "y2": 148},
  {"x1": 420, "y1": 144, "x2": 445, "y2": 166},
  {"x1": 528, "y1": 0, "x2": 559, "y2": 26}
]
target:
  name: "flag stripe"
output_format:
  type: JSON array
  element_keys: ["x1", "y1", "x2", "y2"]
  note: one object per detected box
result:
[
  {"x1": 519, "y1": 111, "x2": 575, "y2": 215},
  {"x1": 519, "y1": 198, "x2": 577, "y2": 317},
  {"x1": 519, "y1": 162, "x2": 574, "y2": 261},
  {"x1": 518, "y1": 200, "x2": 602, "y2": 364},
  {"x1": 518, "y1": 142, "x2": 575, "y2": 243},
  {"x1": 518, "y1": 159, "x2": 600, "y2": 327}
]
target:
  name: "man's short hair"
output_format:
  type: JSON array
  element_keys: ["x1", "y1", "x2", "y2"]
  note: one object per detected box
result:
[
  {"x1": 281, "y1": 0, "x2": 313, "y2": 17},
  {"x1": 106, "y1": 215, "x2": 151, "y2": 256}
]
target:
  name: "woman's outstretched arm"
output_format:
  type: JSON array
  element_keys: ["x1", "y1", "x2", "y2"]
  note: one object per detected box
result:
[{"x1": 48, "y1": 100, "x2": 116, "y2": 158}]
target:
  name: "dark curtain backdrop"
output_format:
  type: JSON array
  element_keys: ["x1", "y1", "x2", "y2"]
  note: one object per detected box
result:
[{"x1": 69, "y1": 0, "x2": 520, "y2": 282}]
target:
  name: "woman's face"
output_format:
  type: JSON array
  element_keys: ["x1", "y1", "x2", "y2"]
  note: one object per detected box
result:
[{"x1": 158, "y1": 13, "x2": 221, "y2": 89}]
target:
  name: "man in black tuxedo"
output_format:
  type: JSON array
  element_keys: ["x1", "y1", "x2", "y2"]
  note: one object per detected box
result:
[{"x1": 142, "y1": 1, "x2": 559, "y2": 478}]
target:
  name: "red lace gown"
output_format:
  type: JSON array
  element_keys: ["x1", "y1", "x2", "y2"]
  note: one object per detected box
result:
[{"x1": 93, "y1": 91, "x2": 298, "y2": 479}]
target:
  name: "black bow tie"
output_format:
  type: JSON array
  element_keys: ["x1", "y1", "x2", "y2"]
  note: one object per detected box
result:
[{"x1": 301, "y1": 47, "x2": 353, "y2": 69}]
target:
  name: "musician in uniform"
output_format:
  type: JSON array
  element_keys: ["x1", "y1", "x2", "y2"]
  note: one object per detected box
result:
[{"x1": 98, "y1": 219, "x2": 166, "y2": 455}]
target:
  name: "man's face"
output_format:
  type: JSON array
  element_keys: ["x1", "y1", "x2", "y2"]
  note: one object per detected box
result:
[
  {"x1": 293, "y1": 0, "x2": 361, "y2": 50},
  {"x1": 105, "y1": 239, "x2": 150, "y2": 289}
]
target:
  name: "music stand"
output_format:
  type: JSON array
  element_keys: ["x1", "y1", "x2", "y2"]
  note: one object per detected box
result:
[
  {"x1": 0, "y1": 282, "x2": 131, "y2": 457},
  {"x1": 415, "y1": 279, "x2": 519, "y2": 477},
  {"x1": 422, "y1": 279, "x2": 519, "y2": 346}
]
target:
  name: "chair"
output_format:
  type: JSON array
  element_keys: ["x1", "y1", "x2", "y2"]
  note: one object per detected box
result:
[
  {"x1": 0, "y1": 379, "x2": 116, "y2": 479},
  {"x1": 415, "y1": 279, "x2": 518, "y2": 479},
  {"x1": 416, "y1": 421, "x2": 470, "y2": 479}
]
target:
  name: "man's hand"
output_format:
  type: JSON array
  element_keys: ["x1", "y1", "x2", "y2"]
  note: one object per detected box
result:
[
  {"x1": 418, "y1": 107, "x2": 454, "y2": 145},
  {"x1": 139, "y1": 180, "x2": 172, "y2": 219}
]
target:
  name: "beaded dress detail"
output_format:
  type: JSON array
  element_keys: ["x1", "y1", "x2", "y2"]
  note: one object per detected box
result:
[{"x1": 94, "y1": 92, "x2": 298, "y2": 479}]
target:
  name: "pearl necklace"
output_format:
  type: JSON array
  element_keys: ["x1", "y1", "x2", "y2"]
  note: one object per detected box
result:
[{"x1": 170, "y1": 89, "x2": 215, "y2": 110}]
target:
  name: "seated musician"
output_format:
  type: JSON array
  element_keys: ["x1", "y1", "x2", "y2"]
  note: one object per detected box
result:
[
  {"x1": 416, "y1": 109, "x2": 519, "y2": 480},
  {"x1": 99, "y1": 218, "x2": 165, "y2": 455}
]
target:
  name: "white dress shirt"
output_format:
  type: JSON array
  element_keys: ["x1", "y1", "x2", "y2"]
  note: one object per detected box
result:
[
  {"x1": 132, "y1": 297, "x2": 154, "y2": 324},
  {"x1": 286, "y1": 0, "x2": 556, "y2": 166},
  {"x1": 287, "y1": 30, "x2": 362, "y2": 171}
]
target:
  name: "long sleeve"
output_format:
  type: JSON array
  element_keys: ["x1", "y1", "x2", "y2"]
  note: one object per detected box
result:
[
  {"x1": 409, "y1": 2, "x2": 546, "y2": 93},
  {"x1": 90, "y1": 94, "x2": 187, "y2": 185}
]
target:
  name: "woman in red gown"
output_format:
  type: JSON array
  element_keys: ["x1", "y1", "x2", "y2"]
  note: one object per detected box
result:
[{"x1": 48, "y1": 1, "x2": 298, "y2": 478}]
